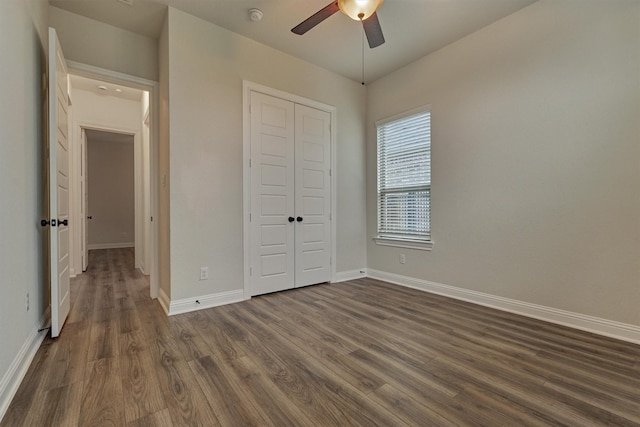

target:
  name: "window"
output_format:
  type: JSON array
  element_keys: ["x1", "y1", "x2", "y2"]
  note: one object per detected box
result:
[{"x1": 375, "y1": 107, "x2": 432, "y2": 250}]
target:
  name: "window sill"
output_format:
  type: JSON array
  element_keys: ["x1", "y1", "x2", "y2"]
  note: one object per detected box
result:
[{"x1": 373, "y1": 237, "x2": 433, "y2": 251}]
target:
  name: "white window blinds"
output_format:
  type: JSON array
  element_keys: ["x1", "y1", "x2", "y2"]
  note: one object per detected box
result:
[{"x1": 377, "y1": 109, "x2": 431, "y2": 241}]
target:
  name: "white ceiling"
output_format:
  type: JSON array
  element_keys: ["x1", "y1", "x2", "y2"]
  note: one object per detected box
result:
[
  {"x1": 50, "y1": 0, "x2": 536, "y2": 83},
  {"x1": 85, "y1": 128, "x2": 135, "y2": 144}
]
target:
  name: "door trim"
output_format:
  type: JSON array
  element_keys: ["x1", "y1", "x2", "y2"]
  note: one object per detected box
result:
[
  {"x1": 242, "y1": 81, "x2": 337, "y2": 300},
  {"x1": 66, "y1": 60, "x2": 160, "y2": 300},
  {"x1": 73, "y1": 123, "x2": 139, "y2": 264}
]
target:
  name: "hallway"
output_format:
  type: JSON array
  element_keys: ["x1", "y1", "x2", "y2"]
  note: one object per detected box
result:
[{"x1": 1, "y1": 248, "x2": 156, "y2": 426}]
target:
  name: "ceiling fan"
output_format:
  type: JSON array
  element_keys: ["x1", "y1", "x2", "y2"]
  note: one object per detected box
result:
[{"x1": 291, "y1": 0, "x2": 385, "y2": 48}]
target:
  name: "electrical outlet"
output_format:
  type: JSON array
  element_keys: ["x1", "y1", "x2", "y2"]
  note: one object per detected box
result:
[
  {"x1": 200, "y1": 267, "x2": 209, "y2": 280},
  {"x1": 26, "y1": 292, "x2": 30, "y2": 312},
  {"x1": 399, "y1": 254, "x2": 406, "y2": 264}
]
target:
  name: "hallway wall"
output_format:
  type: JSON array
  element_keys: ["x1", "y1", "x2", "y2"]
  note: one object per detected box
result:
[
  {"x1": 48, "y1": 6, "x2": 158, "y2": 81},
  {"x1": 87, "y1": 136, "x2": 135, "y2": 249}
]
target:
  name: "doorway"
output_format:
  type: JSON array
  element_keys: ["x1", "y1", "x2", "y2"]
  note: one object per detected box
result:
[
  {"x1": 66, "y1": 63, "x2": 158, "y2": 299},
  {"x1": 85, "y1": 129, "x2": 135, "y2": 254}
]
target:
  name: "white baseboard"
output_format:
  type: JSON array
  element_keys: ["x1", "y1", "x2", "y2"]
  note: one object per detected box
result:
[
  {"x1": 333, "y1": 269, "x2": 367, "y2": 283},
  {"x1": 367, "y1": 269, "x2": 640, "y2": 345},
  {"x1": 0, "y1": 308, "x2": 49, "y2": 422},
  {"x1": 158, "y1": 288, "x2": 171, "y2": 315},
  {"x1": 166, "y1": 289, "x2": 247, "y2": 316},
  {"x1": 88, "y1": 242, "x2": 134, "y2": 250}
]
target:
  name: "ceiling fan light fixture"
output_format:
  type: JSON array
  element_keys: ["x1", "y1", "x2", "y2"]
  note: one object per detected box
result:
[{"x1": 337, "y1": 0, "x2": 383, "y2": 21}]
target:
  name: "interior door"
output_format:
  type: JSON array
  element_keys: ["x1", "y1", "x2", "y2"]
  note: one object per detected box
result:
[
  {"x1": 81, "y1": 128, "x2": 88, "y2": 271},
  {"x1": 294, "y1": 104, "x2": 331, "y2": 287},
  {"x1": 48, "y1": 28, "x2": 71, "y2": 338},
  {"x1": 250, "y1": 91, "x2": 295, "y2": 296}
]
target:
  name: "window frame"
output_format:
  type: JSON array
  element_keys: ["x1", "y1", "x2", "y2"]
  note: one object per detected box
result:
[{"x1": 374, "y1": 105, "x2": 433, "y2": 251}]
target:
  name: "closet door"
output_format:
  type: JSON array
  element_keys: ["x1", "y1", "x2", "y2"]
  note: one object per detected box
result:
[
  {"x1": 294, "y1": 104, "x2": 332, "y2": 287},
  {"x1": 250, "y1": 92, "x2": 295, "y2": 296}
]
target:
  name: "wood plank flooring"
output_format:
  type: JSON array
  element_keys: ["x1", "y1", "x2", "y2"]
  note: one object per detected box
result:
[{"x1": 3, "y1": 248, "x2": 640, "y2": 426}]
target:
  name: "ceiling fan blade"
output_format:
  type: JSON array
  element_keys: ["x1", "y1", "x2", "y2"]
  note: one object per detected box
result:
[
  {"x1": 291, "y1": 1, "x2": 340, "y2": 35},
  {"x1": 362, "y1": 11, "x2": 385, "y2": 48}
]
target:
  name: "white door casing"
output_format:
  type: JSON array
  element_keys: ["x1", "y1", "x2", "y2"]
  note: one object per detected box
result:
[
  {"x1": 250, "y1": 91, "x2": 296, "y2": 296},
  {"x1": 248, "y1": 90, "x2": 332, "y2": 296},
  {"x1": 48, "y1": 27, "x2": 71, "y2": 338},
  {"x1": 294, "y1": 104, "x2": 332, "y2": 287},
  {"x1": 81, "y1": 128, "x2": 88, "y2": 271}
]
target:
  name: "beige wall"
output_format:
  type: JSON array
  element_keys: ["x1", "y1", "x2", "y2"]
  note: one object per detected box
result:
[
  {"x1": 366, "y1": 0, "x2": 640, "y2": 326},
  {"x1": 0, "y1": 0, "x2": 49, "y2": 417},
  {"x1": 165, "y1": 8, "x2": 367, "y2": 301},
  {"x1": 49, "y1": 6, "x2": 158, "y2": 81},
  {"x1": 87, "y1": 138, "x2": 135, "y2": 248}
]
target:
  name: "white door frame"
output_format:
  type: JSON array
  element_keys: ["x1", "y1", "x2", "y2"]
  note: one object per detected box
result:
[
  {"x1": 67, "y1": 61, "x2": 160, "y2": 299},
  {"x1": 242, "y1": 81, "x2": 337, "y2": 299},
  {"x1": 76, "y1": 123, "x2": 139, "y2": 246},
  {"x1": 80, "y1": 128, "x2": 88, "y2": 271}
]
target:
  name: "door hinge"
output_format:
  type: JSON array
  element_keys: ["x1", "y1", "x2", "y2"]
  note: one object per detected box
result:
[
  {"x1": 249, "y1": 213, "x2": 252, "y2": 222},
  {"x1": 329, "y1": 168, "x2": 332, "y2": 177},
  {"x1": 150, "y1": 216, "x2": 153, "y2": 222},
  {"x1": 250, "y1": 267, "x2": 253, "y2": 276},
  {"x1": 249, "y1": 159, "x2": 252, "y2": 167},
  {"x1": 329, "y1": 213, "x2": 332, "y2": 221}
]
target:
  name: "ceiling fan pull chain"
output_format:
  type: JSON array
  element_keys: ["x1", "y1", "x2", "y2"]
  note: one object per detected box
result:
[{"x1": 361, "y1": 18, "x2": 365, "y2": 85}]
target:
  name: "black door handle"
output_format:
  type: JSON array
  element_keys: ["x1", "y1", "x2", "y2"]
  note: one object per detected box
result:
[
  {"x1": 288, "y1": 216, "x2": 295, "y2": 223},
  {"x1": 87, "y1": 216, "x2": 92, "y2": 219},
  {"x1": 40, "y1": 219, "x2": 50, "y2": 227},
  {"x1": 296, "y1": 216, "x2": 303, "y2": 222},
  {"x1": 58, "y1": 219, "x2": 68, "y2": 226}
]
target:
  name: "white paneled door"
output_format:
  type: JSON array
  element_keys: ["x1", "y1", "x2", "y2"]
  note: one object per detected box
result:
[
  {"x1": 249, "y1": 91, "x2": 331, "y2": 296},
  {"x1": 48, "y1": 28, "x2": 71, "y2": 338},
  {"x1": 294, "y1": 104, "x2": 331, "y2": 287},
  {"x1": 250, "y1": 92, "x2": 296, "y2": 295}
]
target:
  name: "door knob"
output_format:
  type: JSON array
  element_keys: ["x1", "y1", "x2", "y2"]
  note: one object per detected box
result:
[
  {"x1": 288, "y1": 216, "x2": 295, "y2": 223},
  {"x1": 58, "y1": 219, "x2": 68, "y2": 226},
  {"x1": 40, "y1": 219, "x2": 50, "y2": 227},
  {"x1": 296, "y1": 216, "x2": 303, "y2": 222},
  {"x1": 87, "y1": 215, "x2": 92, "y2": 219}
]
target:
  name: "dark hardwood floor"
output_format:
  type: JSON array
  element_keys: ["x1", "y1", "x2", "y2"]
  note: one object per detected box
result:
[{"x1": 2, "y1": 248, "x2": 640, "y2": 426}]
